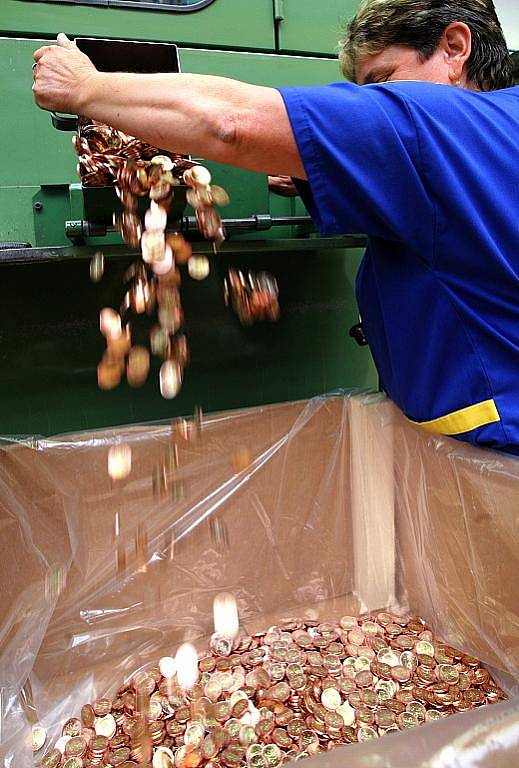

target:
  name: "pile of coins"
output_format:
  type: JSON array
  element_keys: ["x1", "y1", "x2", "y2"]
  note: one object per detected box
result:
[
  {"x1": 74, "y1": 119, "x2": 191, "y2": 190},
  {"x1": 37, "y1": 611, "x2": 506, "y2": 767},
  {"x1": 76, "y1": 122, "x2": 229, "y2": 398},
  {"x1": 224, "y1": 270, "x2": 279, "y2": 325}
]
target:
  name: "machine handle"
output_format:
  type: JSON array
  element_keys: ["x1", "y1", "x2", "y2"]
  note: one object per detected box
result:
[{"x1": 51, "y1": 112, "x2": 78, "y2": 131}]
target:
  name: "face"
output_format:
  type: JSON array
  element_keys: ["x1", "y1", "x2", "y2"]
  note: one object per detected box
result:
[{"x1": 356, "y1": 44, "x2": 459, "y2": 87}]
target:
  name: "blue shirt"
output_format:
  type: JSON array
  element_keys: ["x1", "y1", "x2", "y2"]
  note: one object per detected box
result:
[{"x1": 278, "y1": 81, "x2": 519, "y2": 456}]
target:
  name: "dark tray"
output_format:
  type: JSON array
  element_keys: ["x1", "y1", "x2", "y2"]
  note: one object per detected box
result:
[
  {"x1": 51, "y1": 37, "x2": 181, "y2": 132},
  {"x1": 83, "y1": 184, "x2": 188, "y2": 226}
]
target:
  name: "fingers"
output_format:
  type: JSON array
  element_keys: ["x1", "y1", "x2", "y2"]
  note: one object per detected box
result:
[
  {"x1": 33, "y1": 33, "x2": 74, "y2": 65},
  {"x1": 57, "y1": 32, "x2": 76, "y2": 49},
  {"x1": 33, "y1": 45, "x2": 52, "y2": 62}
]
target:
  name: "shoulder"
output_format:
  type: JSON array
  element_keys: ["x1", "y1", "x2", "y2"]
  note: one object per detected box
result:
[{"x1": 374, "y1": 81, "x2": 519, "y2": 115}]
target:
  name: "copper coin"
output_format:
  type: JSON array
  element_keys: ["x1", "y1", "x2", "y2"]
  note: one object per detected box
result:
[{"x1": 41, "y1": 749, "x2": 62, "y2": 768}]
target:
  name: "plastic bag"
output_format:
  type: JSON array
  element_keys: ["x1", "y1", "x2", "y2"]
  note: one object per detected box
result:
[{"x1": 1, "y1": 391, "x2": 518, "y2": 766}]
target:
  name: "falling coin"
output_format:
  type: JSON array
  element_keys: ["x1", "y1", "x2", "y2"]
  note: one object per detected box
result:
[
  {"x1": 167, "y1": 233, "x2": 192, "y2": 264},
  {"x1": 213, "y1": 593, "x2": 240, "y2": 641},
  {"x1": 152, "y1": 245, "x2": 174, "y2": 276},
  {"x1": 184, "y1": 165, "x2": 212, "y2": 187},
  {"x1": 145, "y1": 202, "x2": 168, "y2": 231},
  {"x1": 99, "y1": 308, "x2": 121, "y2": 339},
  {"x1": 97, "y1": 359, "x2": 121, "y2": 390},
  {"x1": 160, "y1": 359, "x2": 182, "y2": 399},
  {"x1": 89, "y1": 251, "x2": 104, "y2": 283},
  {"x1": 141, "y1": 229, "x2": 166, "y2": 264},
  {"x1": 127, "y1": 345, "x2": 150, "y2": 388},
  {"x1": 150, "y1": 324, "x2": 171, "y2": 358},
  {"x1": 210, "y1": 185, "x2": 230, "y2": 207},
  {"x1": 176, "y1": 643, "x2": 199, "y2": 690},
  {"x1": 107, "y1": 444, "x2": 132, "y2": 481},
  {"x1": 159, "y1": 656, "x2": 177, "y2": 679},
  {"x1": 187, "y1": 255, "x2": 210, "y2": 281},
  {"x1": 151, "y1": 155, "x2": 174, "y2": 172}
]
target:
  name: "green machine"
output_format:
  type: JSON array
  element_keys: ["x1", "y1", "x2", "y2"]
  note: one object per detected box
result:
[{"x1": 0, "y1": 0, "x2": 377, "y2": 436}]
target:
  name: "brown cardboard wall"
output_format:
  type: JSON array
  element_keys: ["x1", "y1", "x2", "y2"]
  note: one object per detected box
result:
[
  {"x1": 393, "y1": 418, "x2": 519, "y2": 674},
  {"x1": 1, "y1": 392, "x2": 519, "y2": 766}
]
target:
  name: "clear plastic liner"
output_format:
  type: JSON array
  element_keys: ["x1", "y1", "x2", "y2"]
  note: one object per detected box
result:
[{"x1": 1, "y1": 391, "x2": 518, "y2": 766}]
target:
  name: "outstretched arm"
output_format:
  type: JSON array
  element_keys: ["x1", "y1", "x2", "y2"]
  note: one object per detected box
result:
[{"x1": 33, "y1": 34, "x2": 306, "y2": 179}]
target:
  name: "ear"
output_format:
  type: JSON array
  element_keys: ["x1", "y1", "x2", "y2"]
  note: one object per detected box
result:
[{"x1": 439, "y1": 22, "x2": 472, "y2": 84}]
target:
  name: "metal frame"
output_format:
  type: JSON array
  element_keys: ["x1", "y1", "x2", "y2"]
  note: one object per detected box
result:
[
  {"x1": 21, "y1": 0, "x2": 217, "y2": 12},
  {"x1": 0, "y1": 237, "x2": 369, "y2": 264}
]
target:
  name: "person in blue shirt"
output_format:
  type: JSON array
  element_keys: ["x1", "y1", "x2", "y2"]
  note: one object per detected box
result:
[{"x1": 32, "y1": 0, "x2": 519, "y2": 455}]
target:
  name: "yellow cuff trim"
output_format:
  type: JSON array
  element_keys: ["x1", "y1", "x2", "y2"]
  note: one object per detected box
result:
[{"x1": 411, "y1": 398, "x2": 500, "y2": 436}]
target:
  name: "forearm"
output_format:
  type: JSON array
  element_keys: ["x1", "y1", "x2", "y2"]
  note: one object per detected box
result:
[
  {"x1": 81, "y1": 71, "x2": 302, "y2": 176},
  {"x1": 33, "y1": 36, "x2": 306, "y2": 177}
]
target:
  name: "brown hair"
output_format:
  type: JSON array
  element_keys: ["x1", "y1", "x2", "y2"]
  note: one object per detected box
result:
[{"x1": 340, "y1": 0, "x2": 513, "y2": 91}]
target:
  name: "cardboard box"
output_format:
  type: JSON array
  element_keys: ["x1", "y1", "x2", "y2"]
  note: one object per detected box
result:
[{"x1": 1, "y1": 393, "x2": 518, "y2": 765}]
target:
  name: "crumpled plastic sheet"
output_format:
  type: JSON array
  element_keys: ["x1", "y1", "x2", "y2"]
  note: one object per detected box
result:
[{"x1": 0, "y1": 391, "x2": 518, "y2": 767}]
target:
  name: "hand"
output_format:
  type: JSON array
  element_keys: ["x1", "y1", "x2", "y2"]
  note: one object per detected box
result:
[
  {"x1": 33, "y1": 33, "x2": 98, "y2": 114},
  {"x1": 268, "y1": 175, "x2": 299, "y2": 198}
]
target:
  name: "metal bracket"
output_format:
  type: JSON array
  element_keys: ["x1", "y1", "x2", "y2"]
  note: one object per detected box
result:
[
  {"x1": 51, "y1": 112, "x2": 78, "y2": 132},
  {"x1": 274, "y1": 0, "x2": 285, "y2": 22}
]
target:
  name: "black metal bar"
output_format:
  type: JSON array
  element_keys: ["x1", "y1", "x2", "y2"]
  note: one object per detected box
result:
[
  {"x1": 0, "y1": 236, "x2": 368, "y2": 266},
  {"x1": 69, "y1": 214, "x2": 315, "y2": 238}
]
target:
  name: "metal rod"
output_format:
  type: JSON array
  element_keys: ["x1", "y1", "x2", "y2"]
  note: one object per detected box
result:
[{"x1": 67, "y1": 214, "x2": 315, "y2": 239}]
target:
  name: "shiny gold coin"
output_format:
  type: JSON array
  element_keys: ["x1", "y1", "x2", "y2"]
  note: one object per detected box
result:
[
  {"x1": 151, "y1": 155, "x2": 174, "y2": 172},
  {"x1": 159, "y1": 359, "x2": 182, "y2": 400},
  {"x1": 210, "y1": 186, "x2": 230, "y2": 207},
  {"x1": 40, "y1": 749, "x2": 62, "y2": 768},
  {"x1": 184, "y1": 165, "x2": 212, "y2": 187},
  {"x1": 336, "y1": 703, "x2": 355, "y2": 727},
  {"x1": 415, "y1": 640, "x2": 435, "y2": 657},
  {"x1": 64, "y1": 737, "x2": 87, "y2": 758},
  {"x1": 63, "y1": 758, "x2": 83, "y2": 768},
  {"x1": 94, "y1": 713, "x2": 117, "y2": 739},
  {"x1": 357, "y1": 726, "x2": 378, "y2": 742},
  {"x1": 32, "y1": 725, "x2": 47, "y2": 752},
  {"x1": 107, "y1": 444, "x2": 132, "y2": 481},
  {"x1": 187, "y1": 255, "x2": 210, "y2": 281}
]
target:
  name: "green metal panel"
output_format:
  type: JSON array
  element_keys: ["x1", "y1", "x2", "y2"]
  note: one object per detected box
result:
[
  {"x1": 0, "y1": 0, "x2": 275, "y2": 50},
  {"x1": 0, "y1": 38, "x2": 343, "y2": 244},
  {"x1": 0, "y1": 187, "x2": 38, "y2": 244},
  {"x1": 0, "y1": 20, "x2": 376, "y2": 435},
  {"x1": 0, "y1": 39, "x2": 78, "y2": 189},
  {"x1": 0, "y1": 243, "x2": 375, "y2": 435},
  {"x1": 277, "y1": 0, "x2": 359, "y2": 57}
]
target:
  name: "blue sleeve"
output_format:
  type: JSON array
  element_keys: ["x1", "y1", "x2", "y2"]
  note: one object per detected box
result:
[{"x1": 277, "y1": 82, "x2": 435, "y2": 251}]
